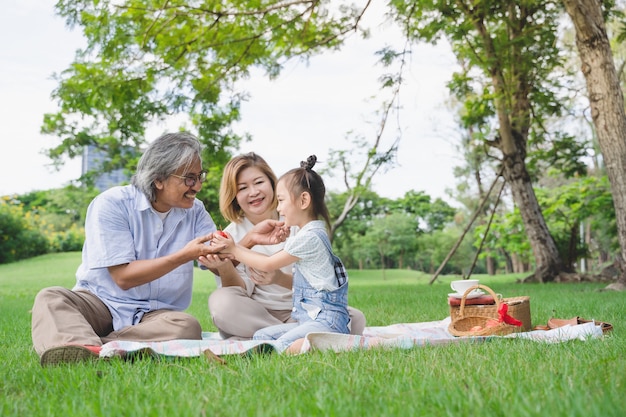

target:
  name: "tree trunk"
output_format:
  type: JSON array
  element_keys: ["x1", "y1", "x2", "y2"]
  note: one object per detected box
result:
[
  {"x1": 500, "y1": 249, "x2": 513, "y2": 273},
  {"x1": 565, "y1": 224, "x2": 584, "y2": 272},
  {"x1": 583, "y1": 220, "x2": 591, "y2": 272},
  {"x1": 378, "y1": 247, "x2": 386, "y2": 279},
  {"x1": 473, "y1": 11, "x2": 566, "y2": 283},
  {"x1": 562, "y1": 0, "x2": 626, "y2": 289},
  {"x1": 486, "y1": 255, "x2": 495, "y2": 275},
  {"x1": 503, "y1": 151, "x2": 565, "y2": 282}
]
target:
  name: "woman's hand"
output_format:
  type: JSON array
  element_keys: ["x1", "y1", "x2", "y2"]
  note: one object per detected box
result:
[
  {"x1": 248, "y1": 267, "x2": 273, "y2": 285},
  {"x1": 197, "y1": 253, "x2": 230, "y2": 270},
  {"x1": 248, "y1": 267, "x2": 292, "y2": 288},
  {"x1": 249, "y1": 219, "x2": 289, "y2": 245}
]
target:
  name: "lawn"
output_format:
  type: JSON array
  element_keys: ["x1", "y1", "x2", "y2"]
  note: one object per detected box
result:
[{"x1": 0, "y1": 252, "x2": 624, "y2": 416}]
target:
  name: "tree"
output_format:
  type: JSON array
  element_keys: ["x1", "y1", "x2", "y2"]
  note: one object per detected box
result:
[
  {"x1": 561, "y1": 0, "x2": 626, "y2": 289},
  {"x1": 540, "y1": 174, "x2": 616, "y2": 270},
  {"x1": 393, "y1": 190, "x2": 456, "y2": 233},
  {"x1": 327, "y1": 189, "x2": 391, "y2": 268},
  {"x1": 413, "y1": 227, "x2": 477, "y2": 274},
  {"x1": 328, "y1": 189, "x2": 456, "y2": 270},
  {"x1": 388, "y1": 0, "x2": 586, "y2": 282},
  {"x1": 43, "y1": 0, "x2": 372, "y2": 204},
  {"x1": 361, "y1": 212, "x2": 419, "y2": 275},
  {"x1": 43, "y1": 1, "x2": 411, "y2": 238},
  {"x1": 447, "y1": 52, "x2": 588, "y2": 276}
]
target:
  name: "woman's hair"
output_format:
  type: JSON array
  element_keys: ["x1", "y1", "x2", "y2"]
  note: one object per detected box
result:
[
  {"x1": 131, "y1": 132, "x2": 203, "y2": 202},
  {"x1": 220, "y1": 152, "x2": 278, "y2": 223},
  {"x1": 280, "y1": 155, "x2": 331, "y2": 229}
]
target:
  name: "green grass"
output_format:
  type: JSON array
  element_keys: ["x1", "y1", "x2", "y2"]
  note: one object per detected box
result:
[{"x1": 1, "y1": 253, "x2": 625, "y2": 416}]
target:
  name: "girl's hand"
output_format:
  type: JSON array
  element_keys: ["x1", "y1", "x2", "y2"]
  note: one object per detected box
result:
[{"x1": 211, "y1": 231, "x2": 235, "y2": 253}]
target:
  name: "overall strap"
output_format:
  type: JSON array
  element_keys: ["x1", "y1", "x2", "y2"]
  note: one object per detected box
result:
[
  {"x1": 311, "y1": 228, "x2": 333, "y2": 255},
  {"x1": 311, "y1": 228, "x2": 347, "y2": 286}
]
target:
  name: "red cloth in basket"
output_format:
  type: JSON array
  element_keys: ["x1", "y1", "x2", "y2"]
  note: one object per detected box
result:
[{"x1": 447, "y1": 295, "x2": 495, "y2": 307}]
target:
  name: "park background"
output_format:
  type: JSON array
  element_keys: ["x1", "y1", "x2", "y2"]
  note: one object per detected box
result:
[
  {"x1": 1, "y1": 3, "x2": 625, "y2": 415},
  {"x1": 0, "y1": 1, "x2": 624, "y2": 286}
]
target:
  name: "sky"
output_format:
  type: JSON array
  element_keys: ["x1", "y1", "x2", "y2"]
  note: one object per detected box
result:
[{"x1": 0, "y1": 1, "x2": 461, "y2": 203}]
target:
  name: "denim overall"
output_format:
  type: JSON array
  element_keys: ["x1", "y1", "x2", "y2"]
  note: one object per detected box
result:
[
  {"x1": 290, "y1": 229, "x2": 350, "y2": 333},
  {"x1": 252, "y1": 228, "x2": 350, "y2": 352}
]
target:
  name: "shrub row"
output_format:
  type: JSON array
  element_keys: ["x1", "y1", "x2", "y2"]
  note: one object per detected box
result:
[{"x1": 0, "y1": 196, "x2": 84, "y2": 264}]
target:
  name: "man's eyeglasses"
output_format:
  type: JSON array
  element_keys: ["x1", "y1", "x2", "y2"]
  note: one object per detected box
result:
[{"x1": 170, "y1": 171, "x2": 207, "y2": 187}]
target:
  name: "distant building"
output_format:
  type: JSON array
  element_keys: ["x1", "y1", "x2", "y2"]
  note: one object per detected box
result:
[{"x1": 82, "y1": 145, "x2": 131, "y2": 191}]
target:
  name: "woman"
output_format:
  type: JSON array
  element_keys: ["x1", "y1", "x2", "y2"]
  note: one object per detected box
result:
[{"x1": 199, "y1": 152, "x2": 365, "y2": 339}]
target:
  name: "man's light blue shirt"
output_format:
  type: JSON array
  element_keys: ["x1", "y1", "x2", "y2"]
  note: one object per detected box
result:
[{"x1": 74, "y1": 185, "x2": 216, "y2": 330}]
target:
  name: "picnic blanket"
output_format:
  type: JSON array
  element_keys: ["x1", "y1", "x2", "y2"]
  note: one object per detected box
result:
[{"x1": 99, "y1": 317, "x2": 606, "y2": 360}]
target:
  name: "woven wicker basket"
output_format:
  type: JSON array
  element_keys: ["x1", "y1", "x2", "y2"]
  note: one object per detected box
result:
[
  {"x1": 448, "y1": 284, "x2": 525, "y2": 337},
  {"x1": 449, "y1": 293, "x2": 531, "y2": 332}
]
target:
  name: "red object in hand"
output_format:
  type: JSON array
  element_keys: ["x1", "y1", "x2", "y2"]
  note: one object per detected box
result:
[{"x1": 216, "y1": 230, "x2": 228, "y2": 238}]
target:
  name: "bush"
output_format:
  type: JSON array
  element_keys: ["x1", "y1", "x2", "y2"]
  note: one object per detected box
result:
[
  {"x1": 0, "y1": 197, "x2": 49, "y2": 263},
  {"x1": 49, "y1": 224, "x2": 85, "y2": 253},
  {"x1": 0, "y1": 195, "x2": 87, "y2": 264}
]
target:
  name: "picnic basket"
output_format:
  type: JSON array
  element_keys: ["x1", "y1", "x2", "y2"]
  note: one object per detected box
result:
[
  {"x1": 449, "y1": 288, "x2": 531, "y2": 332},
  {"x1": 448, "y1": 284, "x2": 527, "y2": 337}
]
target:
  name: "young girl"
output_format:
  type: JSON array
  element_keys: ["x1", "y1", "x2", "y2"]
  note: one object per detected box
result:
[{"x1": 211, "y1": 155, "x2": 350, "y2": 353}]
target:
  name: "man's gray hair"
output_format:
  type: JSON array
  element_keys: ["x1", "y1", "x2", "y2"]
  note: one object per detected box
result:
[{"x1": 131, "y1": 132, "x2": 203, "y2": 202}]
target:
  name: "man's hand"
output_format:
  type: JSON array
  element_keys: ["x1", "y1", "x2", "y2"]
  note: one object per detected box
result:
[{"x1": 186, "y1": 233, "x2": 229, "y2": 260}]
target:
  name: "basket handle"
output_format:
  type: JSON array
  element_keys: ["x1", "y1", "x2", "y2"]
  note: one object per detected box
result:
[{"x1": 458, "y1": 284, "x2": 501, "y2": 318}]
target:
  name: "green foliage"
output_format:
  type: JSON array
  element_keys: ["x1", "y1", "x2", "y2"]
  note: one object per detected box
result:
[
  {"x1": 414, "y1": 227, "x2": 479, "y2": 275},
  {"x1": 43, "y1": 0, "x2": 369, "y2": 204},
  {"x1": 329, "y1": 188, "x2": 460, "y2": 271},
  {"x1": 435, "y1": 0, "x2": 591, "y2": 180},
  {"x1": 476, "y1": 175, "x2": 617, "y2": 272},
  {"x1": 389, "y1": 0, "x2": 604, "y2": 281},
  {"x1": 329, "y1": 189, "x2": 391, "y2": 264},
  {"x1": 361, "y1": 212, "x2": 419, "y2": 269},
  {"x1": 538, "y1": 175, "x2": 617, "y2": 265},
  {"x1": 49, "y1": 224, "x2": 86, "y2": 253},
  {"x1": 18, "y1": 186, "x2": 99, "y2": 230},
  {"x1": 0, "y1": 196, "x2": 49, "y2": 263},
  {"x1": 393, "y1": 190, "x2": 456, "y2": 232},
  {"x1": 526, "y1": 131, "x2": 591, "y2": 181},
  {"x1": 0, "y1": 187, "x2": 97, "y2": 264},
  {"x1": 476, "y1": 204, "x2": 534, "y2": 268}
]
